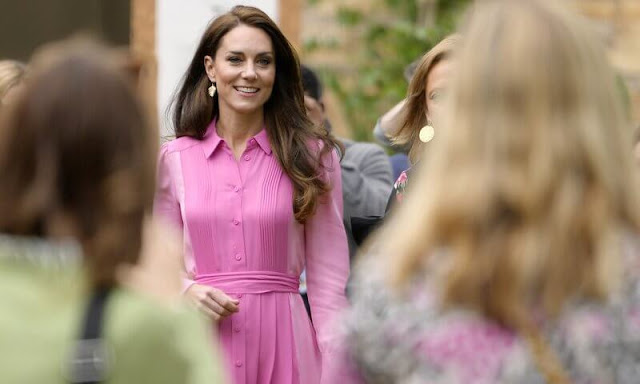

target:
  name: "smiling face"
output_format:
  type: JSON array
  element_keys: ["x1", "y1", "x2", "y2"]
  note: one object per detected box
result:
[{"x1": 204, "y1": 24, "x2": 276, "y2": 118}]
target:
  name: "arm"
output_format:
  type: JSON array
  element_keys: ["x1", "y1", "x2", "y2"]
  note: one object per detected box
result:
[
  {"x1": 154, "y1": 143, "x2": 193, "y2": 292},
  {"x1": 305, "y1": 149, "x2": 351, "y2": 354},
  {"x1": 373, "y1": 99, "x2": 409, "y2": 151},
  {"x1": 341, "y1": 143, "x2": 394, "y2": 217},
  {"x1": 153, "y1": 143, "x2": 238, "y2": 319},
  {"x1": 154, "y1": 143, "x2": 183, "y2": 233}
]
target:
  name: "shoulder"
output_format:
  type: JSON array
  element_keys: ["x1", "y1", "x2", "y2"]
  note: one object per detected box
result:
[
  {"x1": 345, "y1": 253, "x2": 434, "y2": 380},
  {"x1": 107, "y1": 290, "x2": 203, "y2": 353},
  {"x1": 106, "y1": 290, "x2": 217, "y2": 381},
  {"x1": 345, "y1": 141, "x2": 387, "y2": 157},
  {"x1": 160, "y1": 136, "x2": 202, "y2": 155},
  {"x1": 307, "y1": 139, "x2": 341, "y2": 169},
  {"x1": 109, "y1": 289, "x2": 179, "y2": 337},
  {"x1": 346, "y1": 250, "x2": 518, "y2": 382},
  {"x1": 343, "y1": 141, "x2": 389, "y2": 170}
]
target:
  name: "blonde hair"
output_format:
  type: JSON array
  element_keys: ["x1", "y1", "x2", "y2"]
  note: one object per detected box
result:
[
  {"x1": 0, "y1": 60, "x2": 26, "y2": 101},
  {"x1": 383, "y1": 0, "x2": 640, "y2": 338},
  {"x1": 392, "y1": 35, "x2": 460, "y2": 163}
]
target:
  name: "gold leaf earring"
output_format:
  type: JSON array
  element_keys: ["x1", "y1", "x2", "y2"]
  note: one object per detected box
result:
[
  {"x1": 419, "y1": 124, "x2": 435, "y2": 143},
  {"x1": 208, "y1": 83, "x2": 217, "y2": 97}
]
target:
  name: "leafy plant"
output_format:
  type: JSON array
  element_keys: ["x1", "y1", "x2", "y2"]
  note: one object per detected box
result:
[{"x1": 306, "y1": 0, "x2": 470, "y2": 142}]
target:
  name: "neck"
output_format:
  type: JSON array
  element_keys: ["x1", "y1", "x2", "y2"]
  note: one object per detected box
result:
[{"x1": 216, "y1": 109, "x2": 264, "y2": 157}]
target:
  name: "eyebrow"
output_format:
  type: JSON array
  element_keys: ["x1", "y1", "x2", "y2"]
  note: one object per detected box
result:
[{"x1": 227, "y1": 51, "x2": 274, "y2": 56}]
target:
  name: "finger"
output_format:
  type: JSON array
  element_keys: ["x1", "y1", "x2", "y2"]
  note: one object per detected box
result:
[
  {"x1": 209, "y1": 290, "x2": 240, "y2": 312},
  {"x1": 202, "y1": 298, "x2": 232, "y2": 317},
  {"x1": 195, "y1": 301, "x2": 219, "y2": 320}
]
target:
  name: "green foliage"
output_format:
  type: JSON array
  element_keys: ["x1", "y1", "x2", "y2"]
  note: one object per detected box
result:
[
  {"x1": 336, "y1": 7, "x2": 364, "y2": 26},
  {"x1": 307, "y1": 0, "x2": 470, "y2": 141}
]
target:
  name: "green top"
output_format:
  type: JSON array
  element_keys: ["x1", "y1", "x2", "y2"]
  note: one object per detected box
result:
[{"x1": 0, "y1": 235, "x2": 226, "y2": 384}]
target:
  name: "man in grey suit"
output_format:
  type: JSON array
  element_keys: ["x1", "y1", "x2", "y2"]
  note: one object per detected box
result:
[{"x1": 300, "y1": 65, "x2": 394, "y2": 254}]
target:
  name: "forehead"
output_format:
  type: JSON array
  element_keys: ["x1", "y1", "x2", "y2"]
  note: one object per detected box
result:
[
  {"x1": 218, "y1": 24, "x2": 273, "y2": 54},
  {"x1": 304, "y1": 92, "x2": 320, "y2": 103},
  {"x1": 426, "y1": 59, "x2": 452, "y2": 91}
]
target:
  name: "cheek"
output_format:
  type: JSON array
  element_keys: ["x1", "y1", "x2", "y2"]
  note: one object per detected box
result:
[
  {"x1": 215, "y1": 66, "x2": 235, "y2": 85},
  {"x1": 425, "y1": 98, "x2": 433, "y2": 117},
  {"x1": 264, "y1": 70, "x2": 276, "y2": 88}
]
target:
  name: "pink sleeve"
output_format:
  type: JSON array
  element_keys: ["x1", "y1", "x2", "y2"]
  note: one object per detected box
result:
[
  {"x1": 153, "y1": 143, "x2": 195, "y2": 292},
  {"x1": 304, "y1": 148, "x2": 351, "y2": 374}
]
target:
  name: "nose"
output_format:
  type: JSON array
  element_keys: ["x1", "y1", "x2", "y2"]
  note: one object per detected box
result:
[{"x1": 242, "y1": 63, "x2": 257, "y2": 80}]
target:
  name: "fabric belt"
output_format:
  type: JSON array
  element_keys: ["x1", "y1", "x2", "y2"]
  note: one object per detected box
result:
[{"x1": 195, "y1": 270, "x2": 299, "y2": 294}]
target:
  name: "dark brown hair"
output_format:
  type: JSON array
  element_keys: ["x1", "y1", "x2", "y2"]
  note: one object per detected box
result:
[
  {"x1": 171, "y1": 5, "x2": 340, "y2": 223},
  {"x1": 0, "y1": 39, "x2": 155, "y2": 288}
]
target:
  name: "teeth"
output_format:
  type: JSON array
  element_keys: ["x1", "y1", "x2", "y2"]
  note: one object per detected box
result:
[{"x1": 236, "y1": 87, "x2": 258, "y2": 93}]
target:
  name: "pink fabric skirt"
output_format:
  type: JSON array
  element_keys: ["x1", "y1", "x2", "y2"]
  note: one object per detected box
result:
[{"x1": 197, "y1": 271, "x2": 322, "y2": 384}]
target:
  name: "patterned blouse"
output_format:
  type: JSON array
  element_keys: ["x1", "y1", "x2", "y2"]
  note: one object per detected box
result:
[
  {"x1": 338, "y1": 242, "x2": 640, "y2": 383},
  {"x1": 386, "y1": 169, "x2": 410, "y2": 213}
]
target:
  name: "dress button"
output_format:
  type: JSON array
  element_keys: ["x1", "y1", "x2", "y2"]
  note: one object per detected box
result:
[
  {"x1": 235, "y1": 254, "x2": 242, "y2": 261},
  {"x1": 234, "y1": 326, "x2": 241, "y2": 333},
  {"x1": 233, "y1": 185, "x2": 240, "y2": 192},
  {"x1": 235, "y1": 360, "x2": 243, "y2": 367},
  {"x1": 233, "y1": 219, "x2": 240, "y2": 226},
  {"x1": 243, "y1": 155, "x2": 251, "y2": 161},
  {"x1": 237, "y1": 294, "x2": 243, "y2": 299}
]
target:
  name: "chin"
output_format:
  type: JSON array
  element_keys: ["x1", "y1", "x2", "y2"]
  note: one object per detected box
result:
[{"x1": 230, "y1": 101, "x2": 268, "y2": 114}]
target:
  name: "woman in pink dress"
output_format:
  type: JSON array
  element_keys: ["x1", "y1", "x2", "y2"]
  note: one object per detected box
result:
[{"x1": 154, "y1": 5, "x2": 350, "y2": 384}]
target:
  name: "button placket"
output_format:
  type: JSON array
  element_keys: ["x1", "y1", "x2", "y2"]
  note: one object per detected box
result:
[{"x1": 231, "y1": 300, "x2": 246, "y2": 382}]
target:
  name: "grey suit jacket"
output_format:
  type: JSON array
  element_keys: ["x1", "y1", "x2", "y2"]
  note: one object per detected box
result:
[
  {"x1": 341, "y1": 139, "x2": 393, "y2": 218},
  {"x1": 340, "y1": 139, "x2": 394, "y2": 259}
]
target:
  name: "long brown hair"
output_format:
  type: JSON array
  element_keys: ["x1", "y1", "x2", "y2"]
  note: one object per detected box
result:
[
  {"x1": 0, "y1": 39, "x2": 156, "y2": 288},
  {"x1": 380, "y1": 0, "x2": 640, "y2": 381},
  {"x1": 392, "y1": 35, "x2": 459, "y2": 163},
  {"x1": 170, "y1": 6, "x2": 340, "y2": 223}
]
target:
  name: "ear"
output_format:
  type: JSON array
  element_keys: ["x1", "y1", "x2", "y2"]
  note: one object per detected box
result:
[
  {"x1": 319, "y1": 100, "x2": 326, "y2": 113},
  {"x1": 204, "y1": 55, "x2": 216, "y2": 83}
]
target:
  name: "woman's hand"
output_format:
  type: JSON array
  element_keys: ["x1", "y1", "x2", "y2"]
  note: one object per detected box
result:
[{"x1": 185, "y1": 284, "x2": 240, "y2": 321}]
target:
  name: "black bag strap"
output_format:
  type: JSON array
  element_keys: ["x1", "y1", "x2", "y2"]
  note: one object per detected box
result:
[{"x1": 68, "y1": 287, "x2": 112, "y2": 384}]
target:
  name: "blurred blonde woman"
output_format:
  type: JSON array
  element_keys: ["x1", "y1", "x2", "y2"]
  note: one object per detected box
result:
[
  {"x1": 329, "y1": 0, "x2": 640, "y2": 383},
  {"x1": 0, "y1": 60, "x2": 26, "y2": 105}
]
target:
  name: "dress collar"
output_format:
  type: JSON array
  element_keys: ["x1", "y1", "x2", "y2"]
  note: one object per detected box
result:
[{"x1": 202, "y1": 119, "x2": 272, "y2": 158}]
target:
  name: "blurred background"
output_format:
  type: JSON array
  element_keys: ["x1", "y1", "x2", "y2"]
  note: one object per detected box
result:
[{"x1": 1, "y1": 0, "x2": 638, "y2": 140}]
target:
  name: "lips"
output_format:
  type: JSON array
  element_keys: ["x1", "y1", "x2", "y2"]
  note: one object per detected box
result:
[{"x1": 234, "y1": 86, "x2": 259, "y2": 94}]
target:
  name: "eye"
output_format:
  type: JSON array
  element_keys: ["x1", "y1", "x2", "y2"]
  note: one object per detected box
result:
[
  {"x1": 257, "y1": 57, "x2": 272, "y2": 66},
  {"x1": 429, "y1": 89, "x2": 446, "y2": 102},
  {"x1": 227, "y1": 56, "x2": 242, "y2": 64}
]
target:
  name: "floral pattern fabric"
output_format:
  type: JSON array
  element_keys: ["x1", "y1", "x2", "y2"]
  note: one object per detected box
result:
[
  {"x1": 393, "y1": 170, "x2": 409, "y2": 203},
  {"x1": 340, "y1": 241, "x2": 640, "y2": 383}
]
